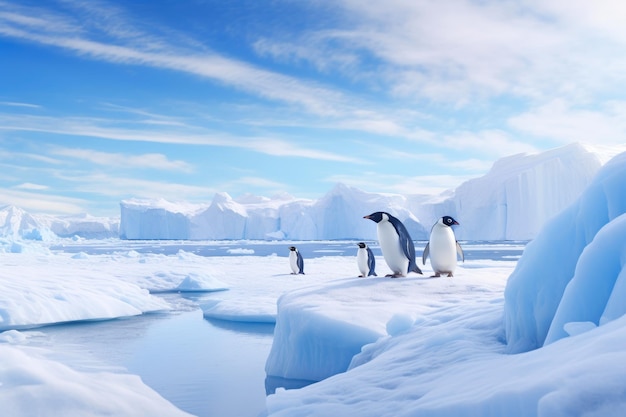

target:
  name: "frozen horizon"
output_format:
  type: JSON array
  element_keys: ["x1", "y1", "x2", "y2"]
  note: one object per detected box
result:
[{"x1": 2, "y1": 142, "x2": 624, "y2": 243}]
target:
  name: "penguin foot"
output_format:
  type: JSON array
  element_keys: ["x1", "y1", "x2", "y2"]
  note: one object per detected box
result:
[
  {"x1": 447, "y1": 272, "x2": 454, "y2": 277},
  {"x1": 431, "y1": 272, "x2": 441, "y2": 278},
  {"x1": 358, "y1": 274, "x2": 365, "y2": 278},
  {"x1": 386, "y1": 273, "x2": 404, "y2": 278}
]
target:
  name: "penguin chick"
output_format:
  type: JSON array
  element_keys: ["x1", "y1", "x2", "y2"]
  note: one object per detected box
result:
[
  {"x1": 289, "y1": 246, "x2": 305, "y2": 274},
  {"x1": 356, "y1": 242, "x2": 377, "y2": 277}
]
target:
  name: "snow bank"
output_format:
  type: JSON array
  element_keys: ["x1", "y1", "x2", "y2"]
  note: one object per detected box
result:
[
  {"x1": 265, "y1": 265, "x2": 511, "y2": 382},
  {"x1": 0, "y1": 254, "x2": 170, "y2": 330},
  {"x1": 174, "y1": 273, "x2": 229, "y2": 292},
  {"x1": 266, "y1": 303, "x2": 626, "y2": 417},
  {"x1": 0, "y1": 343, "x2": 192, "y2": 417},
  {"x1": 504, "y1": 150, "x2": 626, "y2": 352}
]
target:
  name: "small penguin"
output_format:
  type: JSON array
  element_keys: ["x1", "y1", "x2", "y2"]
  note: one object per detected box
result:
[
  {"x1": 422, "y1": 216, "x2": 464, "y2": 277},
  {"x1": 356, "y1": 242, "x2": 377, "y2": 277},
  {"x1": 289, "y1": 246, "x2": 304, "y2": 275},
  {"x1": 364, "y1": 212, "x2": 422, "y2": 277}
]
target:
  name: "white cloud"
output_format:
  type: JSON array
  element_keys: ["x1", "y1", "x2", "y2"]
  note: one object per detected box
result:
[
  {"x1": 13, "y1": 182, "x2": 48, "y2": 190},
  {"x1": 326, "y1": 172, "x2": 472, "y2": 196},
  {"x1": 441, "y1": 130, "x2": 539, "y2": 158},
  {"x1": 56, "y1": 172, "x2": 216, "y2": 202},
  {"x1": 0, "y1": 1, "x2": 349, "y2": 117},
  {"x1": 509, "y1": 99, "x2": 626, "y2": 144},
  {"x1": 50, "y1": 147, "x2": 194, "y2": 173},
  {"x1": 0, "y1": 113, "x2": 362, "y2": 163},
  {"x1": 0, "y1": 187, "x2": 86, "y2": 214},
  {"x1": 0, "y1": 101, "x2": 41, "y2": 109}
]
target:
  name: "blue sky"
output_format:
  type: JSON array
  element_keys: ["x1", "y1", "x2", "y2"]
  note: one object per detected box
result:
[{"x1": 1, "y1": 0, "x2": 626, "y2": 216}]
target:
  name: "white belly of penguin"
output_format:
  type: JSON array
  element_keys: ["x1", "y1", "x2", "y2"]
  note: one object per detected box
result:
[
  {"x1": 377, "y1": 222, "x2": 408, "y2": 275},
  {"x1": 289, "y1": 252, "x2": 299, "y2": 273},
  {"x1": 429, "y1": 227, "x2": 457, "y2": 273},
  {"x1": 357, "y1": 248, "x2": 369, "y2": 275}
]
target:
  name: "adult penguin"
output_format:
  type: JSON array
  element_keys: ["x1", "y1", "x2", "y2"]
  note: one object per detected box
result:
[
  {"x1": 364, "y1": 212, "x2": 422, "y2": 277},
  {"x1": 356, "y1": 242, "x2": 377, "y2": 277},
  {"x1": 289, "y1": 246, "x2": 304, "y2": 275},
  {"x1": 422, "y1": 216, "x2": 464, "y2": 277}
]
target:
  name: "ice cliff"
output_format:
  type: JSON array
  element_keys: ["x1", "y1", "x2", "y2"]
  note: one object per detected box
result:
[{"x1": 505, "y1": 149, "x2": 626, "y2": 353}]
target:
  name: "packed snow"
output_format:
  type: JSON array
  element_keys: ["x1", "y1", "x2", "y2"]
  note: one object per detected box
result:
[{"x1": 1, "y1": 143, "x2": 626, "y2": 416}]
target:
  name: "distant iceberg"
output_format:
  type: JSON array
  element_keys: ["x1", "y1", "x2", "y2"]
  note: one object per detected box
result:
[
  {"x1": 119, "y1": 142, "x2": 618, "y2": 241},
  {"x1": 2, "y1": 142, "x2": 624, "y2": 242}
]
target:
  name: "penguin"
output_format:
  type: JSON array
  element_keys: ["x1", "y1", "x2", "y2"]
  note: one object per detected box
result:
[
  {"x1": 356, "y1": 242, "x2": 377, "y2": 277},
  {"x1": 364, "y1": 212, "x2": 422, "y2": 277},
  {"x1": 422, "y1": 216, "x2": 464, "y2": 277},
  {"x1": 289, "y1": 246, "x2": 304, "y2": 275}
]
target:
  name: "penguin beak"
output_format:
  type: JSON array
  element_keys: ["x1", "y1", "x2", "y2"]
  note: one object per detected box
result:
[
  {"x1": 453, "y1": 220, "x2": 459, "y2": 225},
  {"x1": 363, "y1": 215, "x2": 371, "y2": 219}
]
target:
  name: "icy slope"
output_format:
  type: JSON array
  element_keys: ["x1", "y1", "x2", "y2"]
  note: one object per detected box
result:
[{"x1": 504, "y1": 149, "x2": 626, "y2": 352}]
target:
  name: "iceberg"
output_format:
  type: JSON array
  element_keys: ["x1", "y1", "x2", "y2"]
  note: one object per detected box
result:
[
  {"x1": 0, "y1": 205, "x2": 119, "y2": 241},
  {"x1": 117, "y1": 142, "x2": 619, "y2": 241},
  {"x1": 504, "y1": 149, "x2": 626, "y2": 352}
]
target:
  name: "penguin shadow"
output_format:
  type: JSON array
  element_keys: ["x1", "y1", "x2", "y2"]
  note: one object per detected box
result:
[{"x1": 272, "y1": 273, "x2": 306, "y2": 277}]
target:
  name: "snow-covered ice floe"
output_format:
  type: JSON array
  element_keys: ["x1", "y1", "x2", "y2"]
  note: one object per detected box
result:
[
  {"x1": 0, "y1": 249, "x2": 237, "y2": 416},
  {"x1": 264, "y1": 150, "x2": 626, "y2": 417},
  {"x1": 0, "y1": 342, "x2": 193, "y2": 417}
]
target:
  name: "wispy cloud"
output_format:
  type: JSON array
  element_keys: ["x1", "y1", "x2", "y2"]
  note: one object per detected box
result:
[
  {"x1": 326, "y1": 172, "x2": 472, "y2": 196},
  {"x1": 13, "y1": 182, "x2": 48, "y2": 190},
  {"x1": 253, "y1": 0, "x2": 626, "y2": 106},
  {"x1": 0, "y1": 113, "x2": 363, "y2": 163},
  {"x1": 0, "y1": 187, "x2": 86, "y2": 214},
  {"x1": 50, "y1": 147, "x2": 194, "y2": 173},
  {"x1": 509, "y1": 99, "x2": 626, "y2": 145},
  {"x1": 0, "y1": 101, "x2": 41, "y2": 109},
  {"x1": 56, "y1": 172, "x2": 216, "y2": 202},
  {"x1": 0, "y1": 0, "x2": 349, "y2": 116}
]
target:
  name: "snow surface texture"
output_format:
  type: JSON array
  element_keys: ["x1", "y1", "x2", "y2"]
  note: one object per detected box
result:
[
  {"x1": 504, "y1": 150, "x2": 626, "y2": 352},
  {"x1": 119, "y1": 143, "x2": 615, "y2": 241}
]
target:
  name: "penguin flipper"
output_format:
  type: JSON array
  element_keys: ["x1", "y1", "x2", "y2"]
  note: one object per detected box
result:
[
  {"x1": 422, "y1": 242, "x2": 430, "y2": 265},
  {"x1": 366, "y1": 247, "x2": 376, "y2": 277},
  {"x1": 456, "y1": 241, "x2": 464, "y2": 262},
  {"x1": 297, "y1": 251, "x2": 305, "y2": 273}
]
